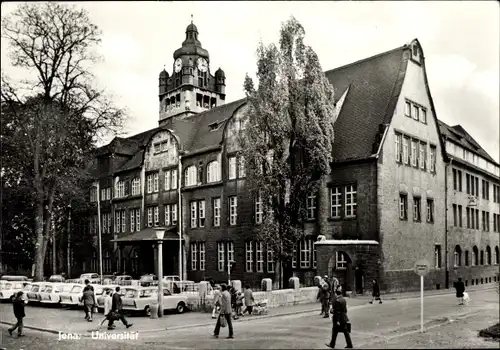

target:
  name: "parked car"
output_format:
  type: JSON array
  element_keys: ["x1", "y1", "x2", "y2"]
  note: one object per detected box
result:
[
  {"x1": 0, "y1": 281, "x2": 26, "y2": 302},
  {"x1": 102, "y1": 275, "x2": 116, "y2": 285},
  {"x1": 26, "y1": 282, "x2": 52, "y2": 304},
  {"x1": 163, "y1": 275, "x2": 181, "y2": 282},
  {"x1": 39, "y1": 283, "x2": 66, "y2": 305},
  {"x1": 121, "y1": 286, "x2": 188, "y2": 316},
  {"x1": 48, "y1": 275, "x2": 66, "y2": 283},
  {"x1": 80, "y1": 273, "x2": 100, "y2": 284},
  {"x1": 0, "y1": 275, "x2": 29, "y2": 282},
  {"x1": 139, "y1": 274, "x2": 158, "y2": 287},
  {"x1": 59, "y1": 283, "x2": 84, "y2": 307},
  {"x1": 115, "y1": 275, "x2": 133, "y2": 285}
]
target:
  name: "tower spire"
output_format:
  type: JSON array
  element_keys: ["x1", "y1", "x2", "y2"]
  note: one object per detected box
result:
[{"x1": 191, "y1": 14, "x2": 193, "y2": 24}]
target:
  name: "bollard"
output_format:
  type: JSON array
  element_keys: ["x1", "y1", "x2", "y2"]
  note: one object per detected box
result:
[
  {"x1": 149, "y1": 302, "x2": 159, "y2": 319},
  {"x1": 288, "y1": 277, "x2": 300, "y2": 290},
  {"x1": 261, "y1": 278, "x2": 272, "y2": 291}
]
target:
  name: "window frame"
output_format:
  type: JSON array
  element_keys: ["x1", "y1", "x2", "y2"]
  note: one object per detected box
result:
[
  {"x1": 399, "y1": 194, "x2": 408, "y2": 220},
  {"x1": 217, "y1": 242, "x2": 225, "y2": 272},
  {"x1": 228, "y1": 156, "x2": 237, "y2": 180},
  {"x1": 256, "y1": 241, "x2": 264, "y2": 272},
  {"x1": 306, "y1": 192, "x2": 317, "y2": 220},
  {"x1": 330, "y1": 187, "x2": 342, "y2": 218},
  {"x1": 213, "y1": 198, "x2": 221, "y2": 227},
  {"x1": 426, "y1": 199, "x2": 434, "y2": 223},
  {"x1": 345, "y1": 185, "x2": 357, "y2": 218},
  {"x1": 413, "y1": 197, "x2": 421, "y2": 222},
  {"x1": 229, "y1": 196, "x2": 238, "y2": 226},
  {"x1": 207, "y1": 160, "x2": 221, "y2": 183},
  {"x1": 245, "y1": 241, "x2": 254, "y2": 272}
]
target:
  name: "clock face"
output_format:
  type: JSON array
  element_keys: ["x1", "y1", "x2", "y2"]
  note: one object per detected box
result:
[
  {"x1": 174, "y1": 58, "x2": 182, "y2": 73},
  {"x1": 197, "y1": 58, "x2": 208, "y2": 72}
]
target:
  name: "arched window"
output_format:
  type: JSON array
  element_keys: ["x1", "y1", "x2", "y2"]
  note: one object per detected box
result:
[
  {"x1": 495, "y1": 246, "x2": 499, "y2": 265},
  {"x1": 206, "y1": 160, "x2": 220, "y2": 183},
  {"x1": 472, "y1": 246, "x2": 479, "y2": 266},
  {"x1": 454, "y1": 245, "x2": 462, "y2": 267},
  {"x1": 480, "y1": 250, "x2": 484, "y2": 265},
  {"x1": 184, "y1": 165, "x2": 197, "y2": 186},
  {"x1": 486, "y1": 246, "x2": 491, "y2": 265}
]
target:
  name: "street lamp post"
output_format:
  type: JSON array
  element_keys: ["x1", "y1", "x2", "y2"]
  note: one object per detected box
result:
[{"x1": 154, "y1": 227, "x2": 165, "y2": 318}]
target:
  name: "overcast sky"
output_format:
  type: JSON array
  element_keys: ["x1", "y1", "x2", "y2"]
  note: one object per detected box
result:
[{"x1": 2, "y1": 1, "x2": 498, "y2": 162}]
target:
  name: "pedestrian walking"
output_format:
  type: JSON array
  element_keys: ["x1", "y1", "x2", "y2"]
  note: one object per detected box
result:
[
  {"x1": 8, "y1": 291, "x2": 26, "y2": 337},
  {"x1": 242, "y1": 284, "x2": 254, "y2": 316},
  {"x1": 326, "y1": 288, "x2": 353, "y2": 349},
  {"x1": 82, "y1": 285, "x2": 97, "y2": 321},
  {"x1": 212, "y1": 286, "x2": 222, "y2": 319},
  {"x1": 453, "y1": 277, "x2": 465, "y2": 305},
  {"x1": 329, "y1": 274, "x2": 340, "y2": 305},
  {"x1": 99, "y1": 289, "x2": 113, "y2": 327},
  {"x1": 317, "y1": 283, "x2": 326, "y2": 316},
  {"x1": 212, "y1": 284, "x2": 234, "y2": 339},
  {"x1": 108, "y1": 286, "x2": 132, "y2": 330},
  {"x1": 369, "y1": 279, "x2": 382, "y2": 304},
  {"x1": 229, "y1": 286, "x2": 239, "y2": 320},
  {"x1": 235, "y1": 292, "x2": 244, "y2": 317}
]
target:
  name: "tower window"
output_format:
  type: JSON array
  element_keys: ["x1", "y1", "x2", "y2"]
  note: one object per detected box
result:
[{"x1": 196, "y1": 93, "x2": 202, "y2": 107}]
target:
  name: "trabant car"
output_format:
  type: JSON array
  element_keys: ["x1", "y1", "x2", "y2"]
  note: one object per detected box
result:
[
  {"x1": 80, "y1": 273, "x2": 100, "y2": 284},
  {"x1": 121, "y1": 286, "x2": 188, "y2": 316},
  {"x1": 0, "y1": 281, "x2": 26, "y2": 301},
  {"x1": 115, "y1": 275, "x2": 133, "y2": 285},
  {"x1": 39, "y1": 283, "x2": 66, "y2": 305},
  {"x1": 48, "y1": 275, "x2": 66, "y2": 283},
  {"x1": 139, "y1": 274, "x2": 158, "y2": 287},
  {"x1": 0, "y1": 275, "x2": 29, "y2": 282},
  {"x1": 26, "y1": 283, "x2": 52, "y2": 304},
  {"x1": 59, "y1": 283, "x2": 84, "y2": 307}
]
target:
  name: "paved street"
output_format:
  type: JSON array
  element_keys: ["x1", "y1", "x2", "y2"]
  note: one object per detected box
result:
[{"x1": 1, "y1": 287, "x2": 497, "y2": 349}]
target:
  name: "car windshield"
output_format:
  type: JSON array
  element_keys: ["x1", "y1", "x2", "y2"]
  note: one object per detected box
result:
[
  {"x1": 31, "y1": 285, "x2": 40, "y2": 292},
  {"x1": 123, "y1": 289, "x2": 137, "y2": 298},
  {"x1": 44, "y1": 286, "x2": 53, "y2": 293},
  {"x1": 61, "y1": 285, "x2": 72, "y2": 292},
  {"x1": 23, "y1": 285, "x2": 32, "y2": 291},
  {"x1": 4, "y1": 283, "x2": 12, "y2": 289},
  {"x1": 140, "y1": 289, "x2": 157, "y2": 298},
  {"x1": 70, "y1": 285, "x2": 83, "y2": 293}
]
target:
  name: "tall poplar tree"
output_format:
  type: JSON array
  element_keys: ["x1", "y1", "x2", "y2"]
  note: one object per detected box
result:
[{"x1": 240, "y1": 17, "x2": 336, "y2": 288}]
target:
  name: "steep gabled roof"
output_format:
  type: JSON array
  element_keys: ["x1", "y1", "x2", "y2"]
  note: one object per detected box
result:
[
  {"x1": 438, "y1": 119, "x2": 497, "y2": 164},
  {"x1": 324, "y1": 45, "x2": 409, "y2": 161}
]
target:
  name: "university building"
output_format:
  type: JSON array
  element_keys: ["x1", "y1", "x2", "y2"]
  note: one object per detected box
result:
[{"x1": 73, "y1": 21, "x2": 499, "y2": 293}]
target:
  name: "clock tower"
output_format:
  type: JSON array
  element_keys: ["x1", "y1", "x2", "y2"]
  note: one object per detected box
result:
[{"x1": 158, "y1": 20, "x2": 226, "y2": 125}]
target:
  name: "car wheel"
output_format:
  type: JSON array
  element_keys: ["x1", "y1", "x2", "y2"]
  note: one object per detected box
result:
[
  {"x1": 176, "y1": 302, "x2": 186, "y2": 314},
  {"x1": 145, "y1": 305, "x2": 151, "y2": 317}
]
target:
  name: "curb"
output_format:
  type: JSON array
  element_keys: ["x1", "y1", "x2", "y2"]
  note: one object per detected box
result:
[{"x1": 0, "y1": 286, "x2": 494, "y2": 336}]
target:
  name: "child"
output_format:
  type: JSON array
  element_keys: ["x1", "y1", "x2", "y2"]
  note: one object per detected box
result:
[
  {"x1": 236, "y1": 292, "x2": 244, "y2": 317},
  {"x1": 99, "y1": 289, "x2": 113, "y2": 328}
]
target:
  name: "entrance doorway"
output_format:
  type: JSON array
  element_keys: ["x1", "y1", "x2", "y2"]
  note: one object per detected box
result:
[{"x1": 355, "y1": 266, "x2": 364, "y2": 294}]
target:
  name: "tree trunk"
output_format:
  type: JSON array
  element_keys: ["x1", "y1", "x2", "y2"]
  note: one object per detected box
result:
[
  {"x1": 33, "y1": 198, "x2": 45, "y2": 281},
  {"x1": 316, "y1": 175, "x2": 328, "y2": 237}
]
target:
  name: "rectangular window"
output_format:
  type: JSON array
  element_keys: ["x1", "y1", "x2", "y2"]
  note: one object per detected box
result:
[
  {"x1": 458, "y1": 170, "x2": 462, "y2": 191},
  {"x1": 413, "y1": 197, "x2": 421, "y2": 222},
  {"x1": 164, "y1": 170, "x2": 171, "y2": 190},
  {"x1": 238, "y1": 157, "x2": 246, "y2": 178},
  {"x1": 171, "y1": 203, "x2": 177, "y2": 224},
  {"x1": 330, "y1": 187, "x2": 342, "y2": 218},
  {"x1": 475, "y1": 177, "x2": 479, "y2": 197},
  {"x1": 147, "y1": 174, "x2": 153, "y2": 193},
  {"x1": 147, "y1": 207, "x2": 153, "y2": 227},
  {"x1": 421, "y1": 108, "x2": 427, "y2": 123},
  {"x1": 132, "y1": 178, "x2": 140, "y2": 195},
  {"x1": 453, "y1": 169, "x2": 457, "y2": 191},
  {"x1": 399, "y1": 194, "x2": 408, "y2": 220},
  {"x1": 412, "y1": 104, "x2": 419, "y2": 121},
  {"x1": 403, "y1": 137, "x2": 410, "y2": 164},
  {"x1": 136, "y1": 209, "x2": 140, "y2": 231},
  {"x1": 198, "y1": 200, "x2": 205, "y2": 227},
  {"x1": 435, "y1": 245, "x2": 442, "y2": 268},
  {"x1": 184, "y1": 166, "x2": 197, "y2": 186},
  {"x1": 426, "y1": 199, "x2": 434, "y2": 223},
  {"x1": 165, "y1": 205, "x2": 170, "y2": 226},
  {"x1": 405, "y1": 101, "x2": 411, "y2": 117},
  {"x1": 485, "y1": 212, "x2": 490, "y2": 232},
  {"x1": 199, "y1": 242, "x2": 205, "y2": 271},
  {"x1": 245, "y1": 241, "x2": 254, "y2": 272},
  {"x1": 465, "y1": 251, "x2": 469, "y2": 266},
  {"x1": 130, "y1": 210, "x2": 135, "y2": 232},
  {"x1": 228, "y1": 157, "x2": 237, "y2": 180},
  {"x1": 419, "y1": 142, "x2": 426, "y2": 169},
  {"x1": 267, "y1": 245, "x2": 275, "y2": 273},
  {"x1": 171, "y1": 169, "x2": 177, "y2": 189},
  {"x1": 306, "y1": 192, "x2": 317, "y2": 220},
  {"x1": 299, "y1": 239, "x2": 312, "y2": 268},
  {"x1": 217, "y1": 242, "x2": 225, "y2": 272},
  {"x1": 256, "y1": 241, "x2": 264, "y2": 272},
  {"x1": 429, "y1": 145, "x2": 436, "y2": 172},
  {"x1": 191, "y1": 243, "x2": 197, "y2": 271},
  {"x1": 453, "y1": 204, "x2": 457, "y2": 227},
  {"x1": 336, "y1": 252, "x2": 347, "y2": 270},
  {"x1": 227, "y1": 241, "x2": 235, "y2": 264},
  {"x1": 475, "y1": 209, "x2": 479, "y2": 229},
  {"x1": 411, "y1": 140, "x2": 418, "y2": 166},
  {"x1": 90, "y1": 188, "x2": 97, "y2": 202},
  {"x1": 101, "y1": 189, "x2": 106, "y2": 201},
  {"x1": 115, "y1": 212, "x2": 121, "y2": 233},
  {"x1": 213, "y1": 198, "x2": 221, "y2": 227},
  {"x1": 190, "y1": 201, "x2": 197, "y2": 228},
  {"x1": 291, "y1": 244, "x2": 297, "y2": 269},
  {"x1": 153, "y1": 173, "x2": 159, "y2": 192},
  {"x1": 345, "y1": 185, "x2": 357, "y2": 218},
  {"x1": 482, "y1": 211, "x2": 486, "y2": 231},
  {"x1": 395, "y1": 133, "x2": 402, "y2": 162},
  {"x1": 467, "y1": 207, "x2": 471, "y2": 228},
  {"x1": 229, "y1": 196, "x2": 237, "y2": 226},
  {"x1": 121, "y1": 211, "x2": 126, "y2": 233},
  {"x1": 154, "y1": 206, "x2": 159, "y2": 226},
  {"x1": 255, "y1": 193, "x2": 263, "y2": 224},
  {"x1": 466, "y1": 174, "x2": 470, "y2": 195}
]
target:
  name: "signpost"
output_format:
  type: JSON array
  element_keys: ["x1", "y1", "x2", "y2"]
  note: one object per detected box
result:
[{"x1": 414, "y1": 259, "x2": 430, "y2": 333}]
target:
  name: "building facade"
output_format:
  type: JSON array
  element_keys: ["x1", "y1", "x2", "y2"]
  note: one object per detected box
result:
[{"x1": 74, "y1": 22, "x2": 499, "y2": 293}]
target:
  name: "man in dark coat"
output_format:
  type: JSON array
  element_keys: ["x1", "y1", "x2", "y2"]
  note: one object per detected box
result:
[
  {"x1": 8, "y1": 291, "x2": 26, "y2": 337},
  {"x1": 108, "y1": 286, "x2": 132, "y2": 330},
  {"x1": 82, "y1": 285, "x2": 97, "y2": 321},
  {"x1": 453, "y1": 277, "x2": 465, "y2": 305},
  {"x1": 369, "y1": 279, "x2": 382, "y2": 304},
  {"x1": 327, "y1": 288, "x2": 353, "y2": 349}
]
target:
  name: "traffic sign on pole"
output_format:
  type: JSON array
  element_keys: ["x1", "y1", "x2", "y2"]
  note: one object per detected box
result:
[{"x1": 414, "y1": 259, "x2": 429, "y2": 333}]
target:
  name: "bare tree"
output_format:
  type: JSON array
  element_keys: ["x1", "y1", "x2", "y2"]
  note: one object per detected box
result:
[{"x1": 1, "y1": 3, "x2": 126, "y2": 280}]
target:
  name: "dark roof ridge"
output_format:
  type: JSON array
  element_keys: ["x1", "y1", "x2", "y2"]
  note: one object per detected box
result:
[{"x1": 323, "y1": 44, "x2": 406, "y2": 76}]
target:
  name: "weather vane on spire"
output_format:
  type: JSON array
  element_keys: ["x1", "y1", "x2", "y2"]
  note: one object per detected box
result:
[{"x1": 191, "y1": 14, "x2": 193, "y2": 24}]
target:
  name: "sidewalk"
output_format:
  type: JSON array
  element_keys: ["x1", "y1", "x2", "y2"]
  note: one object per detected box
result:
[{"x1": 0, "y1": 283, "x2": 494, "y2": 335}]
